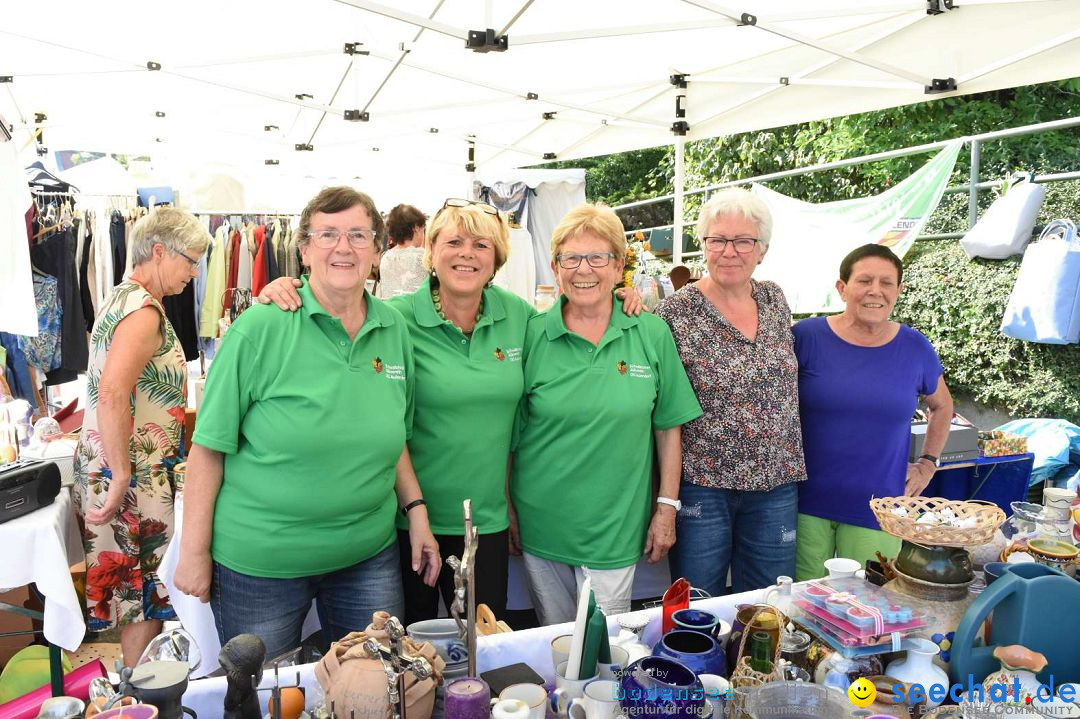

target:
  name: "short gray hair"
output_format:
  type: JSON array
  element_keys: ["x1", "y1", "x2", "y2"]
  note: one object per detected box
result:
[
  {"x1": 129, "y1": 207, "x2": 211, "y2": 266},
  {"x1": 695, "y1": 187, "x2": 773, "y2": 249}
]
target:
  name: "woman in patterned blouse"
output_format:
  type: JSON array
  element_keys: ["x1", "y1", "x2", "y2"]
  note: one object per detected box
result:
[{"x1": 656, "y1": 188, "x2": 806, "y2": 595}]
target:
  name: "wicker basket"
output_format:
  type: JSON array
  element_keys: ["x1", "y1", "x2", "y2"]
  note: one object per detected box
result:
[
  {"x1": 869, "y1": 496, "x2": 1006, "y2": 547},
  {"x1": 729, "y1": 605, "x2": 784, "y2": 689}
]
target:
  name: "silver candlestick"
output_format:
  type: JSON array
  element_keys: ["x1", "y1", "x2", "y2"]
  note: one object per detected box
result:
[{"x1": 446, "y1": 499, "x2": 479, "y2": 677}]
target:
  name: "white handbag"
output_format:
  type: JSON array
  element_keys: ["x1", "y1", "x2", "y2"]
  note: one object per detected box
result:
[
  {"x1": 961, "y1": 173, "x2": 1046, "y2": 259},
  {"x1": 1000, "y1": 219, "x2": 1080, "y2": 344}
]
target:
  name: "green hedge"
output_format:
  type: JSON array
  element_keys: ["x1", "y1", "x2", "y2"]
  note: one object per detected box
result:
[{"x1": 893, "y1": 234, "x2": 1080, "y2": 425}]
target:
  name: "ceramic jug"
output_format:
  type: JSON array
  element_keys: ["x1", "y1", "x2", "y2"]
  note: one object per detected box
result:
[
  {"x1": 950, "y1": 562, "x2": 1080, "y2": 685},
  {"x1": 981, "y1": 645, "x2": 1048, "y2": 706},
  {"x1": 884, "y1": 638, "x2": 950, "y2": 709}
]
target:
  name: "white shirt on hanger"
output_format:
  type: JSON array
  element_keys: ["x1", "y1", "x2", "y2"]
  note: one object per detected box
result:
[{"x1": 0, "y1": 141, "x2": 36, "y2": 335}]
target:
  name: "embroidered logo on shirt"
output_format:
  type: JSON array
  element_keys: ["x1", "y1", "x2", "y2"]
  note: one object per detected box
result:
[
  {"x1": 372, "y1": 357, "x2": 384, "y2": 373},
  {"x1": 494, "y1": 347, "x2": 506, "y2": 361},
  {"x1": 505, "y1": 347, "x2": 522, "y2": 362},
  {"x1": 628, "y1": 364, "x2": 653, "y2": 379},
  {"x1": 383, "y1": 364, "x2": 406, "y2": 381},
  {"x1": 616, "y1": 360, "x2": 628, "y2": 375}
]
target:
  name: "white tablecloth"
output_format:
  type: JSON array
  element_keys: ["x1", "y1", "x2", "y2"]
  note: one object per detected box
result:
[
  {"x1": 0, "y1": 489, "x2": 86, "y2": 651},
  {"x1": 178, "y1": 588, "x2": 769, "y2": 716},
  {"x1": 160, "y1": 494, "x2": 320, "y2": 678}
]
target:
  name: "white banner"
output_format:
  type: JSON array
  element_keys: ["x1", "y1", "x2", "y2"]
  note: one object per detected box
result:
[{"x1": 753, "y1": 140, "x2": 962, "y2": 313}]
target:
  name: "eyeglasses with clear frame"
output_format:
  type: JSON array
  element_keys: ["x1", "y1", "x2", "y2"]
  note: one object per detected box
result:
[
  {"x1": 306, "y1": 228, "x2": 377, "y2": 249},
  {"x1": 702, "y1": 236, "x2": 760, "y2": 254},
  {"x1": 556, "y1": 252, "x2": 616, "y2": 269}
]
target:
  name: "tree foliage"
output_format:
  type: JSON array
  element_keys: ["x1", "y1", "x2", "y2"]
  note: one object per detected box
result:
[{"x1": 537, "y1": 79, "x2": 1080, "y2": 420}]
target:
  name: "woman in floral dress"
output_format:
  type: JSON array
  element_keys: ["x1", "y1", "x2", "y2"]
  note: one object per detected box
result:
[{"x1": 73, "y1": 207, "x2": 209, "y2": 666}]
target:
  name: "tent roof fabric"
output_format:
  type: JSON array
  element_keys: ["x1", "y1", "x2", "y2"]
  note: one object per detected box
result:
[{"x1": 3, "y1": 0, "x2": 1079, "y2": 202}]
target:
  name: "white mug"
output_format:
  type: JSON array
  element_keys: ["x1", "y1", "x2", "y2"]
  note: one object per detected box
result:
[
  {"x1": 551, "y1": 634, "x2": 574, "y2": 672},
  {"x1": 495, "y1": 683, "x2": 548, "y2": 719},
  {"x1": 552, "y1": 660, "x2": 598, "y2": 718},
  {"x1": 597, "y1": 645, "x2": 629, "y2": 681},
  {"x1": 698, "y1": 674, "x2": 729, "y2": 719},
  {"x1": 824, "y1": 557, "x2": 864, "y2": 579},
  {"x1": 493, "y1": 699, "x2": 531, "y2": 719},
  {"x1": 568, "y1": 680, "x2": 622, "y2": 719}
]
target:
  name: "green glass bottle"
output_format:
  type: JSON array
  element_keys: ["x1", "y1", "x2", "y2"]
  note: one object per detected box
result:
[{"x1": 749, "y1": 630, "x2": 773, "y2": 674}]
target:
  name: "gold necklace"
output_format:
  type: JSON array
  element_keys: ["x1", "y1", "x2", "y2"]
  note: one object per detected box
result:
[{"x1": 431, "y1": 287, "x2": 483, "y2": 333}]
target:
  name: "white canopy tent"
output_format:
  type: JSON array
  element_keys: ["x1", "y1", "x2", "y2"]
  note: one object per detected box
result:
[{"x1": 2, "y1": 0, "x2": 1079, "y2": 214}]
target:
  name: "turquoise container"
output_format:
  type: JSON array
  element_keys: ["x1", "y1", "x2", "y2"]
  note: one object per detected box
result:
[{"x1": 950, "y1": 562, "x2": 1080, "y2": 685}]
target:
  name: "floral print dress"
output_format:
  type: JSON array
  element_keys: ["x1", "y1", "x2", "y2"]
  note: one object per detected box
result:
[{"x1": 73, "y1": 280, "x2": 186, "y2": 631}]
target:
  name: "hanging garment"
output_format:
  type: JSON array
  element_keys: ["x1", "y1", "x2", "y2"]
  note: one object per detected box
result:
[
  {"x1": 264, "y1": 221, "x2": 280, "y2": 283},
  {"x1": 492, "y1": 225, "x2": 537, "y2": 302},
  {"x1": 110, "y1": 211, "x2": 126, "y2": 286},
  {"x1": 236, "y1": 226, "x2": 253, "y2": 291},
  {"x1": 30, "y1": 228, "x2": 89, "y2": 384},
  {"x1": 0, "y1": 141, "x2": 35, "y2": 335},
  {"x1": 251, "y1": 224, "x2": 268, "y2": 295},
  {"x1": 22, "y1": 272, "x2": 62, "y2": 372},
  {"x1": 162, "y1": 281, "x2": 199, "y2": 361},
  {"x1": 223, "y1": 229, "x2": 241, "y2": 313},
  {"x1": 0, "y1": 333, "x2": 35, "y2": 403},
  {"x1": 77, "y1": 218, "x2": 95, "y2": 328},
  {"x1": 200, "y1": 226, "x2": 228, "y2": 338}
]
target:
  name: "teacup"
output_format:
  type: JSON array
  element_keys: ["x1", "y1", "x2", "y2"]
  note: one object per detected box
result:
[
  {"x1": 494, "y1": 684, "x2": 548, "y2": 719},
  {"x1": 672, "y1": 608, "x2": 719, "y2": 636},
  {"x1": 824, "y1": 557, "x2": 864, "y2": 579},
  {"x1": 552, "y1": 660, "x2": 599, "y2": 717},
  {"x1": 1002, "y1": 538, "x2": 1079, "y2": 575},
  {"x1": 698, "y1": 674, "x2": 730, "y2": 719},
  {"x1": 569, "y1": 680, "x2": 622, "y2": 719}
]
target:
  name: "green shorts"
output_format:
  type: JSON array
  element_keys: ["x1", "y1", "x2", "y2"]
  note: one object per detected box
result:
[{"x1": 795, "y1": 513, "x2": 901, "y2": 582}]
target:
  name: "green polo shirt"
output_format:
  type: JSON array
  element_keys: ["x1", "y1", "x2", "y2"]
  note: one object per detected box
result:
[
  {"x1": 193, "y1": 277, "x2": 414, "y2": 578},
  {"x1": 511, "y1": 294, "x2": 703, "y2": 569},
  {"x1": 389, "y1": 279, "x2": 533, "y2": 535}
]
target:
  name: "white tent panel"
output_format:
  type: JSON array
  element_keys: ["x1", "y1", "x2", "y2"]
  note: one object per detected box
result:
[{"x1": 2, "y1": 0, "x2": 1078, "y2": 205}]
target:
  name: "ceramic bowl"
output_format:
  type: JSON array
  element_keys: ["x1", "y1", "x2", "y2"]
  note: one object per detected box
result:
[
  {"x1": 983, "y1": 561, "x2": 1009, "y2": 585},
  {"x1": 407, "y1": 618, "x2": 467, "y2": 666},
  {"x1": 619, "y1": 656, "x2": 705, "y2": 719}
]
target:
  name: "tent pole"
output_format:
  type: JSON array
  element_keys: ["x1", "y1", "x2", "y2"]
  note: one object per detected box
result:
[
  {"x1": 968, "y1": 139, "x2": 980, "y2": 229},
  {"x1": 673, "y1": 137, "x2": 685, "y2": 265}
]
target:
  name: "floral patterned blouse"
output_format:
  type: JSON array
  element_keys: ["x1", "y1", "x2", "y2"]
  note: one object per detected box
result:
[
  {"x1": 656, "y1": 280, "x2": 806, "y2": 492},
  {"x1": 73, "y1": 280, "x2": 186, "y2": 631},
  {"x1": 376, "y1": 245, "x2": 427, "y2": 300}
]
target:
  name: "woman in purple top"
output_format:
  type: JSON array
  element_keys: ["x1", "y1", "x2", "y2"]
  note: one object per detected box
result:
[
  {"x1": 657, "y1": 188, "x2": 806, "y2": 595},
  {"x1": 793, "y1": 243, "x2": 954, "y2": 582}
]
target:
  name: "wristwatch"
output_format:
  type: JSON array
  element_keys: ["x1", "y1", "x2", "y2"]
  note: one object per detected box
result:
[
  {"x1": 656, "y1": 496, "x2": 682, "y2": 512},
  {"x1": 918, "y1": 453, "x2": 941, "y2": 468}
]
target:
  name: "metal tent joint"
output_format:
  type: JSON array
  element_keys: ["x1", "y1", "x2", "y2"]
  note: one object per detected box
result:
[
  {"x1": 927, "y1": 0, "x2": 955, "y2": 16},
  {"x1": 466, "y1": 29, "x2": 509, "y2": 53},
  {"x1": 739, "y1": 13, "x2": 758, "y2": 27},
  {"x1": 0, "y1": 76, "x2": 13, "y2": 83},
  {"x1": 670, "y1": 74, "x2": 688, "y2": 88},
  {"x1": 543, "y1": 152, "x2": 556, "y2": 160},
  {"x1": 925, "y1": 77, "x2": 957, "y2": 94},
  {"x1": 671, "y1": 120, "x2": 689, "y2": 136},
  {"x1": 344, "y1": 42, "x2": 370, "y2": 55},
  {"x1": 542, "y1": 111, "x2": 557, "y2": 120},
  {"x1": 344, "y1": 109, "x2": 371, "y2": 121},
  {"x1": 146, "y1": 61, "x2": 162, "y2": 71},
  {"x1": 295, "y1": 143, "x2": 314, "y2": 151},
  {"x1": 526, "y1": 92, "x2": 539, "y2": 100},
  {"x1": 265, "y1": 159, "x2": 280, "y2": 165},
  {"x1": 675, "y1": 94, "x2": 687, "y2": 119}
]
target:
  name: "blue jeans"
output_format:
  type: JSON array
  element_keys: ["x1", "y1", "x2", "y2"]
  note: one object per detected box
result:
[
  {"x1": 669, "y1": 482, "x2": 798, "y2": 596},
  {"x1": 211, "y1": 542, "x2": 404, "y2": 660}
]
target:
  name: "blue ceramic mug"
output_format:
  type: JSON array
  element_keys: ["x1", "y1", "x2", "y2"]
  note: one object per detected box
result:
[{"x1": 671, "y1": 609, "x2": 719, "y2": 637}]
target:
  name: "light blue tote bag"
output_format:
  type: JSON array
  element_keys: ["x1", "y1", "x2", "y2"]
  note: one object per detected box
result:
[{"x1": 1001, "y1": 219, "x2": 1080, "y2": 344}]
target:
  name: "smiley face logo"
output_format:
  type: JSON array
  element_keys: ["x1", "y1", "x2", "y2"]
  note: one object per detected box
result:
[{"x1": 847, "y1": 677, "x2": 876, "y2": 708}]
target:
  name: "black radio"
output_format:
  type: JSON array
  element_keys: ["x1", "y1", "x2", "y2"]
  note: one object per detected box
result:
[{"x1": 0, "y1": 460, "x2": 62, "y2": 524}]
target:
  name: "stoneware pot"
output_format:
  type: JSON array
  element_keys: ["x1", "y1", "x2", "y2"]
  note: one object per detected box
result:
[
  {"x1": 885, "y1": 567, "x2": 976, "y2": 671},
  {"x1": 619, "y1": 657, "x2": 705, "y2": 719},
  {"x1": 895, "y1": 542, "x2": 973, "y2": 584},
  {"x1": 885, "y1": 638, "x2": 950, "y2": 709},
  {"x1": 652, "y1": 630, "x2": 727, "y2": 678}
]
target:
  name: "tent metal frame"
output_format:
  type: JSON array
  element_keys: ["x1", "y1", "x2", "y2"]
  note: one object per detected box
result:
[{"x1": 612, "y1": 114, "x2": 1080, "y2": 264}]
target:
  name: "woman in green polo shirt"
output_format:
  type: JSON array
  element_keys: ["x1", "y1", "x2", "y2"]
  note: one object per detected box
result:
[
  {"x1": 511, "y1": 203, "x2": 703, "y2": 625},
  {"x1": 173, "y1": 187, "x2": 440, "y2": 660},
  {"x1": 257, "y1": 200, "x2": 644, "y2": 627}
]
